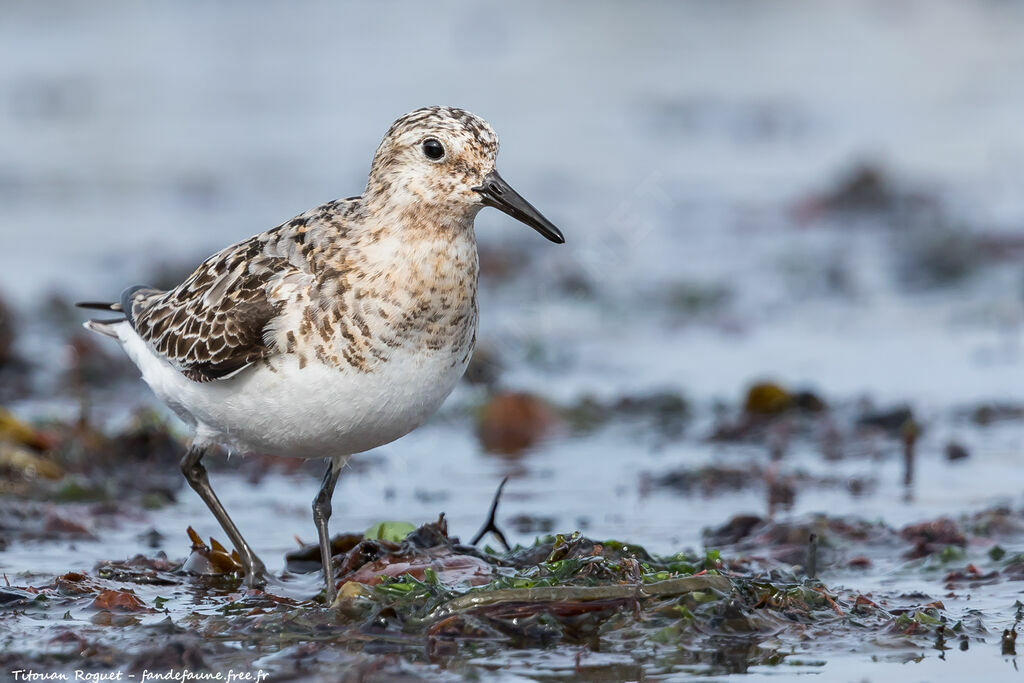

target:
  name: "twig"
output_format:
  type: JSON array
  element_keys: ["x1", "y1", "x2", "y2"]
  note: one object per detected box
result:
[
  {"x1": 429, "y1": 574, "x2": 732, "y2": 620},
  {"x1": 813, "y1": 586, "x2": 844, "y2": 616},
  {"x1": 806, "y1": 533, "x2": 818, "y2": 579},
  {"x1": 1002, "y1": 628, "x2": 1018, "y2": 656},
  {"x1": 470, "y1": 476, "x2": 511, "y2": 550},
  {"x1": 902, "y1": 418, "x2": 919, "y2": 488}
]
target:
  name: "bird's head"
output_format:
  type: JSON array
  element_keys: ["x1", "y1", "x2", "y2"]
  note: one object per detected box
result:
[{"x1": 366, "y1": 106, "x2": 564, "y2": 243}]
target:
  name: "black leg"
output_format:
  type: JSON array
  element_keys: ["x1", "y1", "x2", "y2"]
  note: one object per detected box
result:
[
  {"x1": 180, "y1": 445, "x2": 267, "y2": 588},
  {"x1": 313, "y1": 455, "x2": 346, "y2": 603}
]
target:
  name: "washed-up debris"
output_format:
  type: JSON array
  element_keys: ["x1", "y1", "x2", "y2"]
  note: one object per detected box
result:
[
  {"x1": 900, "y1": 518, "x2": 966, "y2": 559},
  {"x1": 0, "y1": 407, "x2": 54, "y2": 450},
  {"x1": 476, "y1": 391, "x2": 560, "y2": 455},
  {"x1": 744, "y1": 382, "x2": 793, "y2": 415},
  {"x1": 649, "y1": 462, "x2": 874, "y2": 515},
  {"x1": 364, "y1": 520, "x2": 418, "y2": 543},
  {"x1": 710, "y1": 382, "x2": 826, "y2": 442},
  {"x1": 0, "y1": 408, "x2": 184, "y2": 504},
  {"x1": 942, "y1": 563, "x2": 1001, "y2": 587},
  {"x1": 0, "y1": 587, "x2": 36, "y2": 606},
  {"x1": 664, "y1": 280, "x2": 732, "y2": 316},
  {"x1": 477, "y1": 241, "x2": 530, "y2": 283},
  {"x1": 970, "y1": 402, "x2": 1024, "y2": 425},
  {"x1": 181, "y1": 527, "x2": 243, "y2": 576},
  {"x1": 96, "y1": 553, "x2": 179, "y2": 585},
  {"x1": 462, "y1": 344, "x2": 503, "y2": 388},
  {"x1": 653, "y1": 464, "x2": 759, "y2": 496},
  {"x1": 507, "y1": 513, "x2": 557, "y2": 535},
  {"x1": 346, "y1": 548, "x2": 493, "y2": 588},
  {"x1": 945, "y1": 440, "x2": 970, "y2": 461},
  {"x1": 285, "y1": 532, "x2": 365, "y2": 574},
  {"x1": 65, "y1": 331, "x2": 137, "y2": 392},
  {"x1": 788, "y1": 163, "x2": 1001, "y2": 288},
  {"x1": 43, "y1": 509, "x2": 96, "y2": 539},
  {"x1": 90, "y1": 589, "x2": 153, "y2": 613},
  {"x1": 55, "y1": 571, "x2": 105, "y2": 596},
  {"x1": 128, "y1": 637, "x2": 210, "y2": 675},
  {"x1": 856, "y1": 404, "x2": 915, "y2": 434},
  {"x1": 562, "y1": 390, "x2": 690, "y2": 438},
  {"x1": 0, "y1": 442, "x2": 63, "y2": 484},
  {"x1": 766, "y1": 470, "x2": 797, "y2": 514},
  {"x1": 0, "y1": 500, "x2": 103, "y2": 542},
  {"x1": 6, "y1": 511, "x2": 1020, "y2": 680},
  {"x1": 791, "y1": 163, "x2": 939, "y2": 224},
  {"x1": 321, "y1": 520, "x2": 812, "y2": 648},
  {"x1": 701, "y1": 509, "x2": 1024, "y2": 578},
  {"x1": 895, "y1": 225, "x2": 986, "y2": 289},
  {"x1": 0, "y1": 294, "x2": 14, "y2": 369},
  {"x1": 0, "y1": 294, "x2": 32, "y2": 402},
  {"x1": 705, "y1": 514, "x2": 765, "y2": 547}
]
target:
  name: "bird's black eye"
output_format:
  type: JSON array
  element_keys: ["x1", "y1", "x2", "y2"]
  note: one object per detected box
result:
[{"x1": 422, "y1": 138, "x2": 445, "y2": 161}]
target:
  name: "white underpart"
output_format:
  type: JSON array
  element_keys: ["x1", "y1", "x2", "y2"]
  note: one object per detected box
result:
[{"x1": 103, "y1": 320, "x2": 469, "y2": 459}]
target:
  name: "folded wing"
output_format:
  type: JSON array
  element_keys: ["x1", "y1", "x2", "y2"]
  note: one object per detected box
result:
[{"x1": 125, "y1": 236, "x2": 294, "y2": 383}]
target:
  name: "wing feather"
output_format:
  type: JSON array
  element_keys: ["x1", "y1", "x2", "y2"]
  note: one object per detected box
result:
[
  {"x1": 83, "y1": 198, "x2": 358, "y2": 383},
  {"x1": 125, "y1": 233, "x2": 294, "y2": 383}
]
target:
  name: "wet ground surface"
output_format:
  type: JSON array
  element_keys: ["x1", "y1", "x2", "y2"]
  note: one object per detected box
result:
[
  {"x1": 4, "y1": 1, "x2": 1024, "y2": 680},
  {"x1": 3, "y1": 371, "x2": 1024, "y2": 680}
]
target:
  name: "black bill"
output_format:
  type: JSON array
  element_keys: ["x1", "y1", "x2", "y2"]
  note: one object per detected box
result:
[{"x1": 473, "y1": 170, "x2": 565, "y2": 244}]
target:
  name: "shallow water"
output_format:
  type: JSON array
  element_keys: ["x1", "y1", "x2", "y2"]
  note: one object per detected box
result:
[{"x1": 3, "y1": 0, "x2": 1024, "y2": 680}]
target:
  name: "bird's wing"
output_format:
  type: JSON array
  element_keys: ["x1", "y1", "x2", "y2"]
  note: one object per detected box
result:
[{"x1": 126, "y1": 229, "x2": 308, "y2": 383}]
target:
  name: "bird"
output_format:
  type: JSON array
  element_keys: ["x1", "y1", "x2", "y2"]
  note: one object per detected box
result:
[{"x1": 77, "y1": 106, "x2": 565, "y2": 602}]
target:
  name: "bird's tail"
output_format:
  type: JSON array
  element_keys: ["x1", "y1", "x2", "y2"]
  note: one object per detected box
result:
[
  {"x1": 76, "y1": 300, "x2": 125, "y2": 339},
  {"x1": 76, "y1": 285, "x2": 155, "y2": 338},
  {"x1": 82, "y1": 319, "x2": 122, "y2": 339}
]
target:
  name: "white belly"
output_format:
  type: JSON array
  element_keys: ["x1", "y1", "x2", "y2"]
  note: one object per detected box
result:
[{"x1": 114, "y1": 321, "x2": 469, "y2": 458}]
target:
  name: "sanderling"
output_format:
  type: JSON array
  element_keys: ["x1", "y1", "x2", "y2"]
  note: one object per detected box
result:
[{"x1": 78, "y1": 106, "x2": 564, "y2": 601}]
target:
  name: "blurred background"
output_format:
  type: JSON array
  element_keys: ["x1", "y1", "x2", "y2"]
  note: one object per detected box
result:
[{"x1": 2, "y1": 0, "x2": 1024, "y2": 586}]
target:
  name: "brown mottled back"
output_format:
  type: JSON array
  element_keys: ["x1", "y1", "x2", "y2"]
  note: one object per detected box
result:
[{"x1": 124, "y1": 107, "x2": 497, "y2": 383}]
